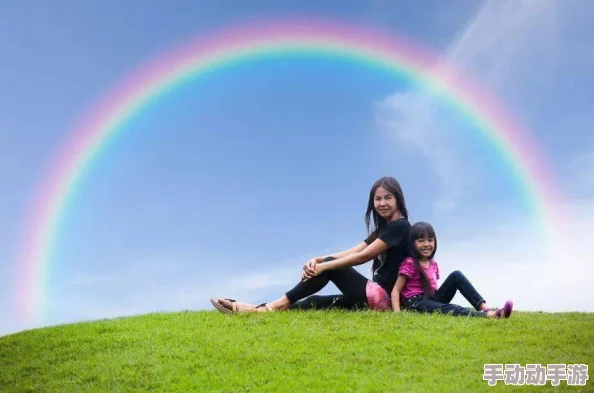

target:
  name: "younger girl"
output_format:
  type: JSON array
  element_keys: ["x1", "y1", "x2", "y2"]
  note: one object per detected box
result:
[{"x1": 391, "y1": 222, "x2": 513, "y2": 318}]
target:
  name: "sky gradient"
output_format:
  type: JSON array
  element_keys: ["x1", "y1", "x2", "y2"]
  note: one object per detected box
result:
[{"x1": 1, "y1": 0, "x2": 593, "y2": 336}]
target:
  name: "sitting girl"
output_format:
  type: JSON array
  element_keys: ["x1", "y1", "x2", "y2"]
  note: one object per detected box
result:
[
  {"x1": 211, "y1": 176, "x2": 411, "y2": 313},
  {"x1": 391, "y1": 222, "x2": 513, "y2": 318}
]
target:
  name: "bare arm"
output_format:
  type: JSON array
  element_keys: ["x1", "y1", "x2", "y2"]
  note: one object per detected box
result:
[
  {"x1": 391, "y1": 275, "x2": 407, "y2": 312},
  {"x1": 316, "y1": 238, "x2": 390, "y2": 271},
  {"x1": 302, "y1": 241, "x2": 370, "y2": 281},
  {"x1": 316, "y1": 241, "x2": 369, "y2": 262}
]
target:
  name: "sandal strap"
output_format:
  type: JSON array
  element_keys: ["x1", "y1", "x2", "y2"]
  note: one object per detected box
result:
[{"x1": 255, "y1": 303, "x2": 275, "y2": 312}]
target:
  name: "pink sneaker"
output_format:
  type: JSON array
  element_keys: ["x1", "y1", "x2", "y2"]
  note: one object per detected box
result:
[{"x1": 495, "y1": 300, "x2": 514, "y2": 318}]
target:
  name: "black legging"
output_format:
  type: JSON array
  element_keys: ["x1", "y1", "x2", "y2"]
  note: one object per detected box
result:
[
  {"x1": 405, "y1": 271, "x2": 486, "y2": 317},
  {"x1": 284, "y1": 257, "x2": 369, "y2": 306},
  {"x1": 289, "y1": 294, "x2": 367, "y2": 310}
]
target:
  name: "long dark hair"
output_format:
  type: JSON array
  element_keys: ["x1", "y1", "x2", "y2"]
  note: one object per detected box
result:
[
  {"x1": 365, "y1": 176, "x2": 409, "y2": 273},
  {"x1": 407, "y1": 222, "x2": 438, "y2": 298}
]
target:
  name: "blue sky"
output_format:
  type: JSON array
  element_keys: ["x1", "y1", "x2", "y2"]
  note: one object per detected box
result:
[{"x1": 1, "y1": 0, "x2": 593, "y2": 336}]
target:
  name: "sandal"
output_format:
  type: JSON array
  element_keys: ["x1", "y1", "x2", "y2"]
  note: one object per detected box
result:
[{"x1": 210, "y1": 298, "x2": 237, "y2": 314}]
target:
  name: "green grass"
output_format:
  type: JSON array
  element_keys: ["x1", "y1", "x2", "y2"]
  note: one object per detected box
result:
[{"x1": 1, "y1": 310, "x2": 592, "y2": 392}]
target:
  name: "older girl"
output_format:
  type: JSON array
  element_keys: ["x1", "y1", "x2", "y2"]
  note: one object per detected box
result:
[{"x1": 211, "y1": 176, "x2": 411, "y2": 313}]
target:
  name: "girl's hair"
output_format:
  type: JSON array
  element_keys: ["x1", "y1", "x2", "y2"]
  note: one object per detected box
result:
[
  {"x1": 365, "y1": 176, "x2": 409, "y2": 273},
  {"x1": 407, "y1": 221, "x2": 438, "y2": 298}
]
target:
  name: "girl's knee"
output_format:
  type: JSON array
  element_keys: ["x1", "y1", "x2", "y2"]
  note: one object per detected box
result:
[{"x1": 451, "y1": 270, "x2": 465, "y2": 279}]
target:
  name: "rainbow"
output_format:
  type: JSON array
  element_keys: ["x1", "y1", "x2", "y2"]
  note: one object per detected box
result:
[{"x1": 16, "y1": 18, "x2": 563, "y2": 324}]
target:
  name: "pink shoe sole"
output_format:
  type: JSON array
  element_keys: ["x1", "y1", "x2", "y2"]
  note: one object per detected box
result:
[{"x1": 495, "y1": 300, "x2": 513, "y2": 318}]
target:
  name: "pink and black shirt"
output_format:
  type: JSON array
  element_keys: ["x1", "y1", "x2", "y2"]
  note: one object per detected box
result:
[{"x1": 398, "y1": 257, "x2": 440, "y2": 300}]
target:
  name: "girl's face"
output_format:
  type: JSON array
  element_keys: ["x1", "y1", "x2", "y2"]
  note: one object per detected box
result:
[
  {"x1": 415, "y1": 237, "x2": 435, "y2": 260},
  {"x1": 374, "y1": 186, "x2": 398, "y2": 220}
]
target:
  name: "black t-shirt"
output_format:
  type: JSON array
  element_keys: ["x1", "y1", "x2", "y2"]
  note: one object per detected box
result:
[{"x1": 364, "y1": 218, "x2": 411, "y2": 294}]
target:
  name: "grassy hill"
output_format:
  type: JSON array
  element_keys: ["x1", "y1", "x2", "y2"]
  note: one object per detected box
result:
[{"x1": 1, "y1": 310, "x2": 592, "y2": 392}]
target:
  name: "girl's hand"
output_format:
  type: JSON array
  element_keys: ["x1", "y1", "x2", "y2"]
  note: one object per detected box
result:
[
  {"x1": 301, "y1": 268, "x2": 313, "y2": 281},
  {"x1": 302, "y1": 258, "x2": 318, "y2": 280},
  {"x1": 305, "y1": 258, "x2": 318, "y2": 274},
  {"x1": 302, "y1": 260, "x2": 327, "y2": 281}
]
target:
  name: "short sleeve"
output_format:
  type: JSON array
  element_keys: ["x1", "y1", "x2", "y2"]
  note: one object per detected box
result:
[
  {"x1": 398, "y1": 257, "x2": 417, "y2": 279},
  {"x1": 378, "y1": 219, "x2": 409, "y2": 248},
  {"x1": 434, "y1": 261, "x2": 440, "y2": 280},
  {"x1": 363, "y1": 230, "x2": 379, "y2": 245}
]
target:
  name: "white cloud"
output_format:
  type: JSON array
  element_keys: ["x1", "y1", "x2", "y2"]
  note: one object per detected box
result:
[
  {"x1": 374, "y1": 92, "x2": 468, "y2": 213},
  {"x1": 443, "y1": 0, "x2": 559, "y2": 96},
  {"x1": 375, "y1": 0, "x2": 561, "y2": 212},
  {"x1": 49, "y1": 270, "x2": 297, "y2": 327},
  {"x1": 2, "y1": 198, "x2": 590, "y2": 339},
  {"x1": 36, "y1": 254, "x2": 316, "y2": 330},
  {"x1": 372, "y1": 0, "x2": 590, "y2": 313},
  {"x1": 54, "y1": 199, "x2": 594, "y2": 317},
  {"x1": 441, "y1": 199, "x2": 594, "y2": 312}
]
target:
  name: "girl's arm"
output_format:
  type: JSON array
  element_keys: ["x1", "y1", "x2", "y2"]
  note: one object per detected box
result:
[
  {"x1": 316, "y1": 242, "x2": 369, "y2": 262},
  {"x1": 314, "y1": 238, "x2": 390, "y2": 272},
  {"x1": 391, "y1": 275, "x2": 407, "y2": 312},
  {"x1": 303, "y1": 242, "x2": 369, "y2": 280}
]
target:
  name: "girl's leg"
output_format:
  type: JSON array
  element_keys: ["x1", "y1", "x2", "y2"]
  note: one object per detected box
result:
[
  {"x1": 217, "y1": 257, "x2": 368, "y2": 312},
  {"x1": 289, "y1": 294, "x2": 367, "y2": 310},
  {"x1": 434, "y1": 270, "x2": 486, "y2": 310},
  {"x1": 283, "y1": 266, "x2": 369, "y2": 307},
  {"x1": 409, "y1": 297, "x2": 486, "y2": 317}
]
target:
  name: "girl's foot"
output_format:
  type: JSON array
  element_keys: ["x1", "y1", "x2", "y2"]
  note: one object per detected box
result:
[
  {"x1": 478, "y1": 301, "x2": 497, "y2": 312},
  {"x1": 212, "y1": 298, "x2": 256, "y2": 313},
  {"x1": 481, "y1": 307, "x2": 497, "y2": 313},
  {"x1": 495, "y1": 300, "x2": 514, "y2": 318}
]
